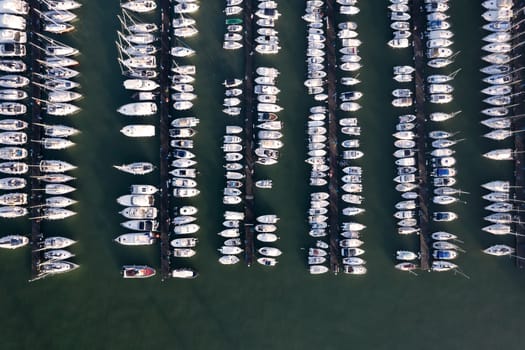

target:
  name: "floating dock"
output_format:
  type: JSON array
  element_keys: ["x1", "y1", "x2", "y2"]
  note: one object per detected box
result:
[
  {"x1": 159, "y1": 0, "x2": 172, "y2": 280},
  {"x1": 325, "y1": 0, "x2": 341, "y2": 273},
  {"x1": 410, "y1": 0, "x2": 431, "y2": 270},
  {"x1": 28, "y1": 1, "x2": 44, "y2": 280},
  {"x1": 242, "y1": 0, "x2": 256, "y2": 266}
]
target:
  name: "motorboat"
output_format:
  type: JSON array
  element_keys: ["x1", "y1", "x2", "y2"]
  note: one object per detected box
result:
[
  {"x1": 258, "y1": 257, "x2": 278, "y2": 266},
  {"x1": 172, "y1": 268, "x2": 198, "y2": 279},
  {"x1": 173, "y1": 248, "x2": 196, "y2": 258},
  {"x1": 0, "y1": 234, "x2": 27, "y2": 249},
  {"x1": 120, "y1": 124, "x2": 155, "y2": 138},
  {"x1": 396, "y1": 250, "x2": 419, "y2": 261},
  {"x1": 131, "y1": 184, "x2": 158, "y2": 194},
  {"x1": 0, "y1": 14, "x2": 25, "y2": 30},
  {"x1": 388, "y1": 38, "x2": 409, "y2": 48},
  {"x1": 258, "y1": 246, "x2": 282, "y2": 257},
  {"x1": 123, "y1": 79, "x2": 159, "y2": 91},
  {"x1": 121, "y1": 220, "x2": 158, "y2": 232},
  {"x1": 173, "y1": 188, "x2": 200, "y2": 198},
  {"x1": 114, "y1": 162, "x2": 154, "y2": 175},
  {"x1": 395, "y1": 262, "x2": 418, "y2": 272},
  {"x1": 117, "y1": 194, "x2": 154, "y2": 207},
  {"x1": 433, "y1": 211, "x2": 458, "y2": 222},
  {"x1": 115, "y1": 232, "x2": 155, "y2": 246},
  {"x1": 117, "y1": 102, "x2": 157, "y2": 116},
  {"x1": 173, "y1": 223, "x2": 199, "y2": 235},
  {"x1": 122, "y1": 265, "x2": 156, "y2": 278},
  {"x1": 219, "y1": 255, "x2": 240, "y2": 265},
  {"x1": 433, "y1": 249, "x2": 459, "y2": 260}
]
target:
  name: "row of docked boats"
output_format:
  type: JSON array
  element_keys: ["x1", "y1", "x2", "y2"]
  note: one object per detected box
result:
[
  {"x1": 218, "y1": 113, "x2": 244, "y2": 265},
  {"x1": 479, "y1": 0, "x2": 518, "y2": 161},
  {"x1": 114, "y1": 4, "x2": 162, "y2": 277},
  {"x1": 170, "y1": 2, "x2": 200, "y2": 276},
  {"x1": 335, "y1": 0, "x2": 366, "y2": 276},
  {"x1": 254, "y1": 68, "x2": 283, "y2": 166},
  {"x1": 303, "y1": 1, "x2": 333, "y2": 275},
  {"x1": 1, "y1": 233, "x2": 78, "y2": 276},
  {"x1": 478, "y1": 1, "x2": 519, "y2": 262},
  {"x1": 423, "y1": 0, "x2": 464, "y2": 270},
  {"x1": 387, "y1": 1, "x2": 423, "y2": 271},
  {"x1": 32, "y1": 0, "x2": 82, "y2": 225},
  {"x1": 302, "y1": 0, "x2": 367, "y2": 276},
  {"x1": 254, "y1": 1, "x2": 281, "y2": 55},
  {"x1": 387, "y1": 0, "x2": 411, "y2": 49},
  {"x1": 222, "y1": 1, "x2": 243, "y2": 51},
  {"x1": 33, "y1": 236, "x2": 79, "y2": 277},
  {"x1": 480, "y1": 180, "x2": 518, "y2": 257}
]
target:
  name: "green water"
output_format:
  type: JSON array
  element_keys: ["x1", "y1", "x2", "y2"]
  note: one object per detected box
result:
[{"x1": 0, "y1": 1, "x2": 524, "y2": 349}]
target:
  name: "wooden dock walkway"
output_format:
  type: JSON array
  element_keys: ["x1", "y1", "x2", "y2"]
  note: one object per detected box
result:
[
  {"x1": 159, "y1": 0, "x2": 171, "y2": 279},
  {"x1": 242, "y1": 0, "x2": 255, "y2": 266},
  {"x1": 28, "y1": 0, "x2": 44, "y2": 279},
  {"x1": 511, "y1": 0, "x2": 525, "y2": 268},
  {"x1": 325, "y1": 0, "x2": 341, "y2": 273},
  {"x1": 410, "y1": 0, "x2": 430, "y2": 270}
]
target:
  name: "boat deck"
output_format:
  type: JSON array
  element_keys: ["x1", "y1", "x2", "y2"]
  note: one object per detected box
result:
[
  {"x1": 511, "y1": 1, "x2": 525, "y2": 268},
  {"x1": 29, "y1": 0, "x2": 44, "y2": 280},
  {"x1": 326, "y1": 0, "x2": 341, "y2": 273},
  {"x1": 410, "y1": 0, "x2": 431, "y2": 270},
  {"x1": 159, "y1": 0, "x2": 171, "y2": 280},
  {"x1": 243, "y1": 0, "x2": 255, "y2": 266}
]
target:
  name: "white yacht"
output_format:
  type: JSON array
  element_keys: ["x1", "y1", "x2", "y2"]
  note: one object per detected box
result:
[
  {"x1": 123, "y1": 79, "x2": 159, "y2": 91},
  {"x1": 0, "y1": 14, "x2": 25, "y2": 30},
  {"x1": 115, "y1": 232, "x2": 155, "y2": 246},
  {"x1": 121, "y1": 0, "x2": 157, "y2": 13},
  {"x1": 39, "y1": 159, "x2": 76, "y2": 173},
  {"x1": 117, "y1": 102, "x2": 157, "y2": 116},
  {"x1": 120, "y1": 124, "x2": 155, "y2": 137},
  {"x1": 0, "y1": 234, "x2": 28, "y2": 249}
]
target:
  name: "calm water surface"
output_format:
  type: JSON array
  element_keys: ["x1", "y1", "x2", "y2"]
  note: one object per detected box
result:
[{"x1": 0, "y1": 1, "x2": 524, "y2": 349}]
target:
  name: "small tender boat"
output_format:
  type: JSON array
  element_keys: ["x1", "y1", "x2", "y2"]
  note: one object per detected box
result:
[
  {"x1": 172, "y1": 268, "x2": 198, "y2": 279},
  {"x1": 122, "y1": 265, "x2": 156, "y2": 278}
]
